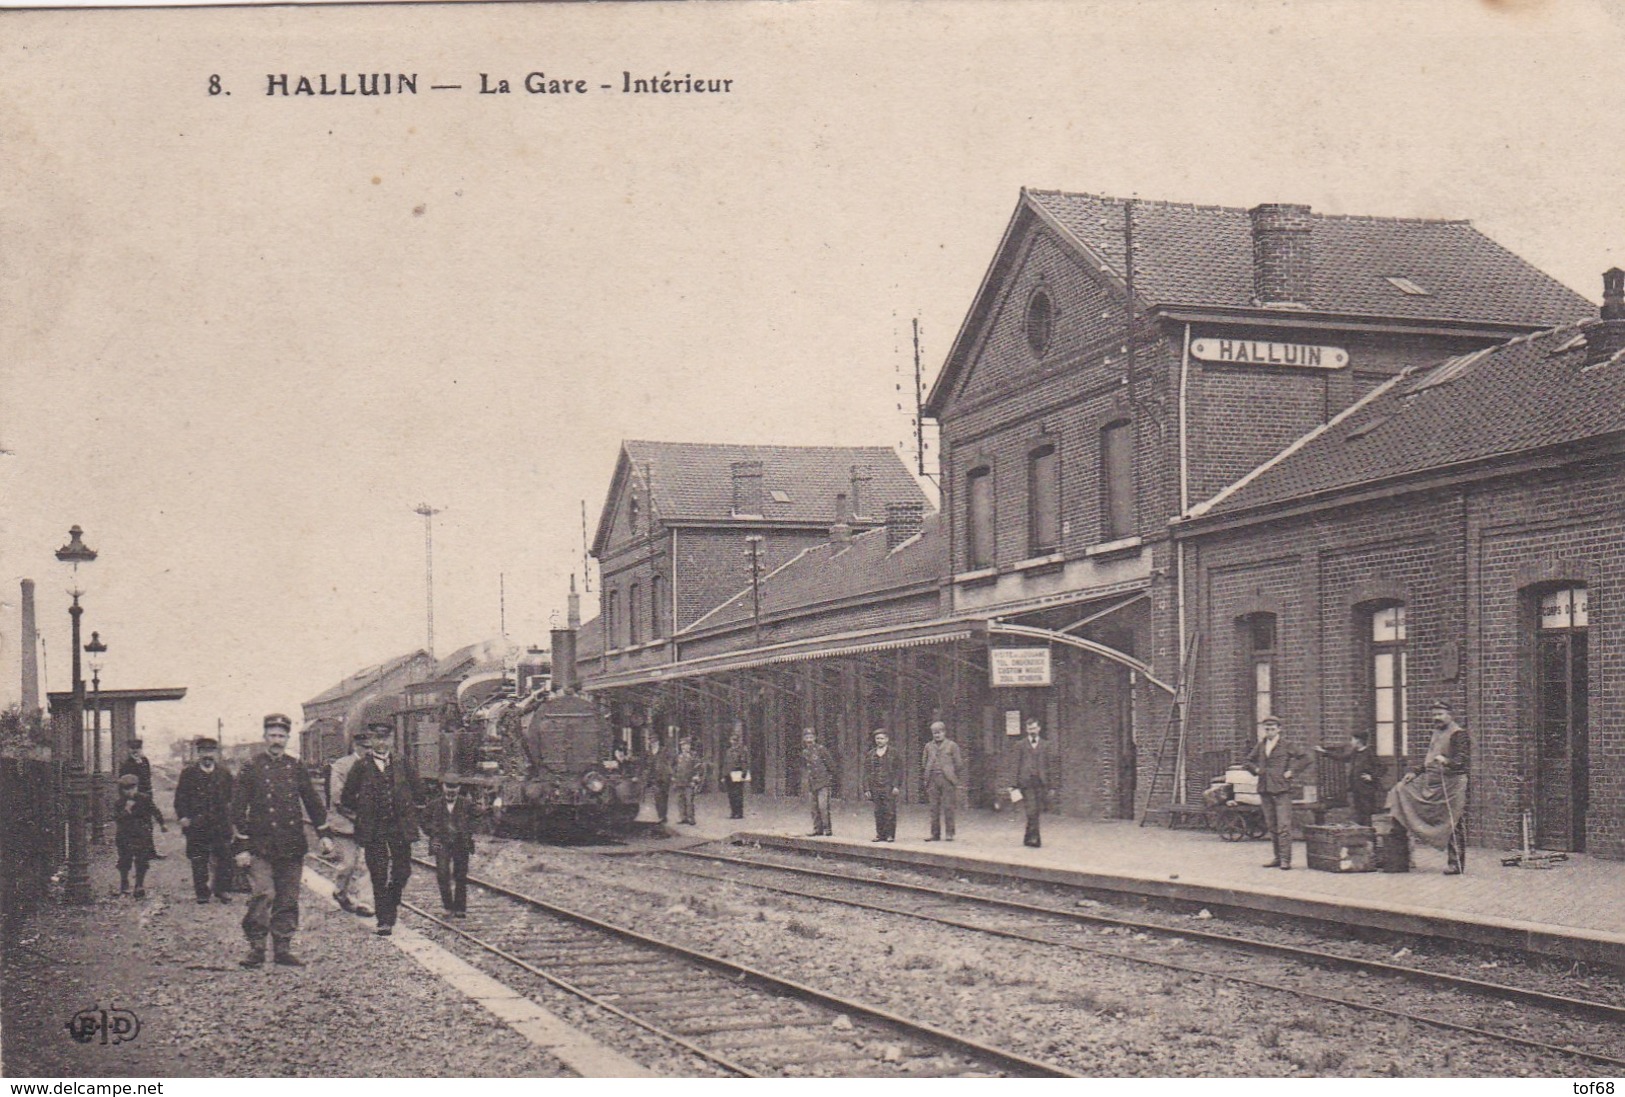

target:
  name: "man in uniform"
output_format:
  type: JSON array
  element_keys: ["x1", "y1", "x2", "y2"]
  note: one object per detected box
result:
[
  {"x1": 801, "y1": 727, "x2": 837, "y2": 837},
  {"x1": 326, "y1": 727, "x2": 375, "y2": 917},
  {"x1": 423, "y1": 777, "x2": 475, "y2": 917},
  {"x1": 1246, "y1": 714, "x2": 1308, "y2": 870},
  {"x1": 118, "y1": 735, "x2": 153, "y2": 795},
  {"x1": 231, "y1": 713, "x2": 333, "y2": 967},
  {"x1": 174, "y1": 737, "x2": 235, "y2": 904},
  {"x1": 1013, "y1": 717, "x2": 1052, "y2": 848},
  {"x1": 340, "y1": 721, "x2": 421, "y2": 936},
  {"x1": 722, "y1": 722, "x2": 751, "y2": 820},
  {"x1": 645, "y1": 729, "x2": 675, "y2": 825},
  {"x1": 922, "y1": 720, "x2": 964, "y2": 842},
  {"x1": 863, "y1": 729, "x2": 903, "y2": 842}
]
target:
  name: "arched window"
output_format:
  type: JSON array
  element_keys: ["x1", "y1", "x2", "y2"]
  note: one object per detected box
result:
[
  {"x1": 1026, "y1": 289, "x2": 1055, "y2": 356},
  {"x1": 628, "y1": 494, "x2": 642, "y2": 536},
  {"x1": 1364, "y1": 603, "x2": 1408, "y2": 757},
  {"x1": 966, "y1": 465, "x2": 994, "y2": 569},
  {"x1": 1100, "y1": 420, "x2": 1136, "y2": 541},
  {"x1": 628, "y1": 583, "x2": 642, "y2": 646},
  {"x1": 1240, "y1": 613, "x2": 1276, "y2": 742},
  {"x1": 1028, "y1": 443, "x2": 1060, "y2": 555}
]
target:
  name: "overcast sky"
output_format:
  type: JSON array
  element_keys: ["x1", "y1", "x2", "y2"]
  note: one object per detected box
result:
[{"x1": 4, "y1": 0, "x2": 1623, "y2": 751}]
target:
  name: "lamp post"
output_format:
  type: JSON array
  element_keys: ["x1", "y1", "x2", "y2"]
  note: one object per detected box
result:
[
  {"x1": 55, "y1": 525, "x2": 97, "y2": 904},
  {"x1": 85, "y1": 631, "x2": 107, "y2": 842}
]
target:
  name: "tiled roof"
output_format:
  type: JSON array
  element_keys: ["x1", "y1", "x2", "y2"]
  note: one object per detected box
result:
[
  {"x1": 1190, "y1": 323, "x2": 1625, "y2": 519},
  {"x1": 621, "y1": 440, "x2": 927, "y2": 524},
  {"x1": 685, "y1": 511, "x2": 945, "y2": 635},
  {"x1": 1026, "y1": 190, "x2": 1593, "y2": 327},
  {"x1": 304, "y1": 649, "x2": 430, "y2": 706},
  {"x1": 574, "y1": 615, "x2": 604, "y2": 661}
]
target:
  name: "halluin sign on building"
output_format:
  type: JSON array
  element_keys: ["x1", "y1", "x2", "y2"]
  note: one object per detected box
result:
[
  {"x1": 1191, "y1": 338, "x2": 1348, "y2": 369},
  {"x1": 990, "y1": 647, "x2": 1052, "y2": 687}
]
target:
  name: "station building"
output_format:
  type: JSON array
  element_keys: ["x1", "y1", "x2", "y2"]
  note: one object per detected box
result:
[{"x1": 578, "y1": 190, "x2": 1609, "y2": 852}]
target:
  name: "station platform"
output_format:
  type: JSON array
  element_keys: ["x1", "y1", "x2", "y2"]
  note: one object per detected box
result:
[{"x1": 653, "y1": 792, "x2": 1625, "y2": 968}]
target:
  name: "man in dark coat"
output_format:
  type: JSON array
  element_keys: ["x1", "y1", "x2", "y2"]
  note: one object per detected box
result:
[
  {"x1": 1012, "y1": 718, "x2": 1052, "y2": 848},
  {"x1": 114, "y1": 773, "x2": 166, "y2": 897},
  {"x1": 340, "y1": 721, "x2": 421, "y2": 936},
  {"x1": 722, "y1": 722, "x2": 751, "y2": 820},
  {"x1": 1317, "y1": 729, "x2": 1382, "y2": 828},
  {"x1": 801, "y1": 727, "x2": 837, "y2": 837},
  {"x1": 422, "y1": 777, "x2": 476, "y2": 916},
  {"x1": 863, "y1": 729, "x2": 904, "y2": 842},
  {"x1": 118, "y1": 736, "x2": 153, "y2": 795},
  {"x1": 230, "y1": 714, "x2": 333, "y2": 967},
  {"x1": 1246, "y1": 714, "x2": 1308, "y2": 870},
  {"x1": 673, "y1": 739, "x2": 701, "y2": 825},
  {"x1": 645, "y1": 730, "x2": 675, "y2": 825},
  {"x1": 174, "y1": 737, "x2": 235, "y2": 904}
]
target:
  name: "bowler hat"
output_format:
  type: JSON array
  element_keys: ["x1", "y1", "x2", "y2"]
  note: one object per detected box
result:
[
  {"x1": 263, "y1": 713, "x2": 292, "y2": 731},
  {"x1": 195, "y1": 737, "x2": 219, "y2": 751}
]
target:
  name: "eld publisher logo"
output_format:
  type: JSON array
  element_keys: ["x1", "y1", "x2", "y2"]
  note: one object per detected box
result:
[{"x1": 64, "y1": 1006, "x2": 141, "y2": 1046}]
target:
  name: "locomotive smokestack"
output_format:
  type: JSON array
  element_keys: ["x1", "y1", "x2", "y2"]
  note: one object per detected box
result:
[{"x1": 551, "y1": 626, "x2": 578, "y2": 693}]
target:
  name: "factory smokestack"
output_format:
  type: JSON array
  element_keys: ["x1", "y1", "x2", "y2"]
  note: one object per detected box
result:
[{"x1": 20, "y1": 579, "x2": 39, "y2": 713}]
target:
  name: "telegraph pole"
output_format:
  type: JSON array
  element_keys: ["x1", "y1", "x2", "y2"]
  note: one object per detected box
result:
[{"x1": 413, "y1": 503, "x2": 443, "y2": 657}]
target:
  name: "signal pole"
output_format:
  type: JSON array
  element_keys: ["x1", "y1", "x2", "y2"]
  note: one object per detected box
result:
[{"x1": 413, "y1": 503, "x2": 443, "y2": 657}]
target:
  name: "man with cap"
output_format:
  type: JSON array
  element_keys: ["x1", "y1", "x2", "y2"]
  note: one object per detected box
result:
[
  {"x1": 174, "y1": 737, "x2": 235, "y2": 904},
  {"x1": 1246, "y1": 715, "x2": 1308, "y2": 870},
  {"x1": 644, "y1": 729, "x2": 675, "y2": 826},
  {"x1": 801, "y1": 727, "x2": 837, "y2": 837},
  {"x1": 422, "y1": 775, "x2": 476, "y2": 916},
  {"x1": 326, "y1": 727, "x2": 376, "y2": 917},
  {"x1": 1388, "y1": 700, "x2": 1472, "y2": 875},
  {"x1": 863, "y1": 729, "x2": 904, "y2": 842},
  {"x1": 118, "y1": 735, "x2": 153, "y2": 795},
  {"x1": 114, "y1": 772, "x2": 166, "y2": 897},
  {"x1": 340, "y1": 720, "x2": 421, "y2": 936},
  {"x1": 922, "y1": 720, "x2": 964, "y2": 842},
  {"x1": 230, "y1": 713, "x2": 333, "y2": 967}
]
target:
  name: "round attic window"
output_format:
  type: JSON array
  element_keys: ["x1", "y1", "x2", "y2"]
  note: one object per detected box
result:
[{"x1": 1025, "y1": 289, "x2": 1054, "y2": 356}]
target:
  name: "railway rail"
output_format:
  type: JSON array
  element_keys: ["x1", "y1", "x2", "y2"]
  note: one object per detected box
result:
[
  {"x1": 650, "y1": 843, "x2": 1625, "y2": 1070},
  {"x1": 311, "y1": 854, "x2": 1076, "y2": 1078}
]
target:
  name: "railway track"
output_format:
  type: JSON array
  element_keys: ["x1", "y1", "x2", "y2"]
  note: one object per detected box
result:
[
  {"x1": 651, "y1": 844, "x2": 1625, "y2": 1070},
  {"x1": 313, "y1": 854, "x2": 1076, "y2": 1078}
]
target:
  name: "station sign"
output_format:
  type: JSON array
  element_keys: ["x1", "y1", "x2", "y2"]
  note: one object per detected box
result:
[
  {"x1": 1192, "y1": 338, "x2": 1348, "y2": 369},
  {"x1": 990, "y1": 647, "x2": 1052, "y2": 687}
]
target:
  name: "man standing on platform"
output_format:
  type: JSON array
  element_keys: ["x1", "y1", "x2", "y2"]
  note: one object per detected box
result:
[
  {"x1": 231, "y1": 714, "x2": 332, "y2": 968},
  {"x1": 722, "y1": 722, "x2": 751, "y2": 820},
  {"x1": 673, "y1": 738, "x2": 700, "y2": 826},
  {"x1": 864, "y1": 729, "x2": 903, "y2": 843},
  {"x1": 645, "y1": 730, "x2": 675, "y2": 825},
  {"x1": 801, "y1": 727, "x2": 837, "y2": 837},
  {"x1": 1247, "y1": 715, "x2": 1307, "y2": 871},
  {"x1": 1013, "y1": 718, "x2": 1052, "y2": 848},
  {"x1": 341, "y1": 721, "x2": 421, "y2": 936},
  {"x1": 922, "y1": 721, "x2": 963, "y2": 842},
  {"x1": 174, "y1": 737, "x2": 235, "y2": 904},
  {"x1": 326, "y1": 727, "x2": 375, "y2": 917}
]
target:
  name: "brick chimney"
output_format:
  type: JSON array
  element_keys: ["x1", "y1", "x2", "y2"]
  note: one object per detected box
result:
[
  {"x1": 1250, "y1": 203, "x2": 1314, "y2": 307},
  {"x1": 830, "y1": 492, "x2": 853, "y2": 544},
  {"x1": 731, "y1": 460, "x2": 764, "y2": 516},
  {"x1": 1586, "y1": 268, "x2": 1625, "y2": 365},
  {"x1": 849, "y1": 465, "x2": 872, "y2": 518},
  {"x1": 885, "y1": 502, "x2": 925, "y2": 550}
]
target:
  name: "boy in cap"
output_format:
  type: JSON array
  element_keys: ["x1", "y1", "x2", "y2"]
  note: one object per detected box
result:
[
  {"x1": 174, "y1": 737, "x2": 235, "y2": 903},
  {"x1": 114, "y1": 773, "x2": 166, "y2": 897},
  {"x1": 326, "y1": 727, "x2": 375, "y2": 917},
  {"x1": 231, "y1": 713, "x2": 333, "y2": 967},
  {"x1": 423, "y1": 776, "x2": 475, "y2": 916}
]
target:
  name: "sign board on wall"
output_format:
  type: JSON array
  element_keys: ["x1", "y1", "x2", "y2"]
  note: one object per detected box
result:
[
  {"x1": 990, "y1": 647, "x2": 1052, "y2": 687},
  {"x1": 1005, "y1": 710, "x2": 1024, "y2": 736},
  {"x1": 1191, "y1": 338, "x2": 1349, "y2": 369}
]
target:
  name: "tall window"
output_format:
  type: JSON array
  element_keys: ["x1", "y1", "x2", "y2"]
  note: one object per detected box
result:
[
  {"x1": 1535, "y1": 584, "x2": 1589, "y2": 851},
  {"x1": 1367, "y1": 604, "x2": 1408, "y2": 757},
  {"x1": 651, "y1": 575, "x2": 666, "y2": 639},
  {"x1": 628, "y1": 495, "x2": 642, "y2": 536},
  {"x1": 1028, "y1": 443, "x2": 1060, "y2": 555},
  {"x1": 628, "y1": 583, "x2": 642, "y2": 646},
  {"x1": 606, "y1": 590, "x2": 619, "y2": 650},
  {"x1": 1242, "y1": 613, "x2": 1276, "y2": 741},
  {"x1": 966, "y1": 465, "x2": 994, "y2": 569},
  {"x1": 1101, "y1": 420, "x2": 1136, "y2": 541}
]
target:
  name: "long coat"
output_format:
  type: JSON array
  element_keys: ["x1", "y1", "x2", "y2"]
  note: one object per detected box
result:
[
  {"x1": 340, "y1": 754, "x2": 422, "y2": 845},
  {"x1": 231, "y1": 751, "x2": 329, "y2": 859},
  {"x1": 645, "y1": 746, "x2": 675, "y2": 788},
  {"x1": 1246, "y1": 735, "x2": 1307, "y2": 796},
  {"x1": 422, "y1": 794, "x2": 476, "y2": 856},
  {"x1": 174, "y1": 763, "x2": 234, "y2": 854}
]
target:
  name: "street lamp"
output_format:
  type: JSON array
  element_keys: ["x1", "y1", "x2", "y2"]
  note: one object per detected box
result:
[
  {"x1": 84, "y1": 631, "x2": 107, "y2": 843},
  {"x1": 55, "y1": 525, "x2": 97, "y2": 904}
]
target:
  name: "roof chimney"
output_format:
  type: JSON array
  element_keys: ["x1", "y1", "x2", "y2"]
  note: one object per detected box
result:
[
  {"x1": 1250, "y1": 203, "x2": 1314, "y2": 307},
  {"x1": 1586, "y1": 267, "x2": 1625, "y2": 365},
  {"x1": 885, "y1": 501, "x2": 925, "y2": 550},
  {"x1": 731, "y1": 460, "x2": 764, "y2": 516},
  {"x1": 830, "y1": 492, "x2": 853, "y2": 544},
  {"x1": 849, "y1": 465, "x2": 872, "y2": 518}
]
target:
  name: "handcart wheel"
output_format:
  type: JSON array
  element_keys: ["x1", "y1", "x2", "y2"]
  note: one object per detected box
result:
[
  {"x1": 1219, "y1": 814, "x2": 1248, "y2": 842},
  {"x1": 1245, "y1": 814, "x2": 1268, "y2": 840}
]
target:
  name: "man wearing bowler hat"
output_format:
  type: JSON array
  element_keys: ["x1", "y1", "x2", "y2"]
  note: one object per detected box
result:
[
  {"x1": 174, "y1": 737, "x2": 235, "y2": 904},
  {"x1": 340, "y1": 720, "x2": 421, "y2": 936},
  {"x1": 231, "y1": 713, "x2": 332, "y2": 967}
]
